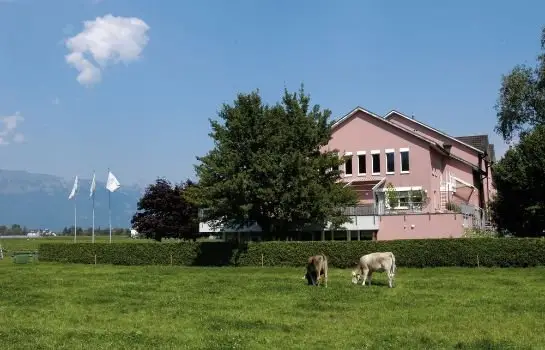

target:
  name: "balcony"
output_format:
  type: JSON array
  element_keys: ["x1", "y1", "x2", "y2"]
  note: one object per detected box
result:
[
  {"x1": 342, "y1": 204, "x2": 377, "y2": 216},
  {"x1": 342, "y1": 202, "x2": 427, "y2": 216},
  {"x1": 336, "y1": 204, "x2": 379, "y2": 231}
]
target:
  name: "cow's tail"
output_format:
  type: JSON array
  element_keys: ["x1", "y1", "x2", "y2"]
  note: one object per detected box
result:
[{"x1": 390, "y1": 252, "x2": 396, "y2": 275}]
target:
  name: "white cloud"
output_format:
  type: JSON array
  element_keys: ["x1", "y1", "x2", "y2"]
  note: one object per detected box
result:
[
  {"x1": 65, "y1": 14, "x2": 150, "y2": 86},
  {"x1": 0, "y1": 112, "x2": 24, "y2": 145}
]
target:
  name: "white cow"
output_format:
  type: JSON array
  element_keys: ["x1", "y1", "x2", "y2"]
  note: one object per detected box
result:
[{"x1": 352, "y1": 252, "x2": 396, "y2": 288}]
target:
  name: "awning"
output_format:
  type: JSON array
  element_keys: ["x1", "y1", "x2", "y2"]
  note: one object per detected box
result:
[
  {"x1": 342, "y1": 176, "x2": 385, "y2": 188},
  {"x1": 376, "y1": 185, "x2": 423, "y2": 193},
  {"x1": 452, "y1": 176, "x2": 474, "y2": 189}
]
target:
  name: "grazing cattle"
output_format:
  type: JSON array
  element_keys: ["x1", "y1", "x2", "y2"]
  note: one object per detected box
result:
[
  {"x1": 352, "y1": 252, "x2": 396, "y2": 288},
  {"x1": 303, "y1": 254, "x2": 328, "y2": 287}
]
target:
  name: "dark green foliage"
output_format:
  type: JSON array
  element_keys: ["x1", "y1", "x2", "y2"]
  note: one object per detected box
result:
[
  {"x1": 490, "y1": 125, "x2": 545, "y2": 236},
  {"x1": 39, "y1": 238, "x2": 545, "y2": 268},
  {"x1": 494, "y1": 26, "x2": 545, "y2": 142},
  {"x1": 491, "y1": 25, "x2": 545, "y2": 236},
  {"x1": 131, "y1": 178, "x2": 200, "y2": 241},
  {"x1": 185, "y1": 86, "x2": 357, "y2": 236}
]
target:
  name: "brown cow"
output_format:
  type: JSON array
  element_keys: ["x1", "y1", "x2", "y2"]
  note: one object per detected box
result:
[{"x1": 303, "y1": 254, "x2": 328, "y2": 287}]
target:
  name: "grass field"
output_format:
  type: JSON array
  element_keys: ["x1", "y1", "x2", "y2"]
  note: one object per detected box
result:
[{"x1": 1, "y1": 262, "x2": 544, "y2": 349}]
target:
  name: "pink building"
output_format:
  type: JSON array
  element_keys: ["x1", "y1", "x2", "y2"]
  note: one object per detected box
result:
[
  {"x1": 199, "y1": 106, "x2": 496, "y2": 241},
  {"x1": 327, "y1": 107, "x2": 496, "y2": 240}
]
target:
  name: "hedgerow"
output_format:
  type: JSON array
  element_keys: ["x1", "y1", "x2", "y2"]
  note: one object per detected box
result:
[{"x1": 38, "y1": 238, "x2": 545, "y2": 268}]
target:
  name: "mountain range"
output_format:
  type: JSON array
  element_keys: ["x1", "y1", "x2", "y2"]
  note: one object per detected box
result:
[{"x1": 0, "y1": 169, "x2": 144, "y2": 230}]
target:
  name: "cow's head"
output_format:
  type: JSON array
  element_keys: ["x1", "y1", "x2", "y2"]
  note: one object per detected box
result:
[
  {"x1": 351, "y1": 270, "x2": 360, "y2": 284},
  {"x1": 304, "y1": 271, "x2": 317, "y2": 285}
]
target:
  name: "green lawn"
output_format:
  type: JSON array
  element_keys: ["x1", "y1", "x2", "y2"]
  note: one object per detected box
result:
[{"x1": 0, "y1": 263, "x2": 544, "y2": 349}]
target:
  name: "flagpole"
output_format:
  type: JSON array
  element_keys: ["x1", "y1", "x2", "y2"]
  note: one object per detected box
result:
[
  {"x1": 108, "y1": 168, "x2": 112, "y2": 244},
  {"x1": 92, "y1": 193, "x2": 95, "y2": 243},
  {"x1": 74, "y1": 198, "x2": 77, "y2": 243},
  {"x1": 91, "y1": 170, "x2": 96, "y2": 244},
  {"x1": 105, "y1": 169, "x2": 120, "y2": 244},
  {"x1": 109, "y1": 189, "x2": 112, "y2": 243},
  {"x1": 68, "y1": 175, "x2": 78, "y2": 243}
]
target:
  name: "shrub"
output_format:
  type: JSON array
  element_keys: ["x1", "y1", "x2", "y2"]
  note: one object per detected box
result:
[
  {"x1": 38, "y1": 238, "x2": 545, "y2": 268},
  {"x1": 462, "y1": 227, "x2": 500, "y2": 238}
]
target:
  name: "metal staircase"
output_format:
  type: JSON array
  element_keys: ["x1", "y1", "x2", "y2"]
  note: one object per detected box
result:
[{"x1": 439, "y1": 171, "x2": 456, "y2": 211}]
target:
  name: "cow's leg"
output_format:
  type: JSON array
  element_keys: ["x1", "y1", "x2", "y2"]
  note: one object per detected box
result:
[
  {"x1": 318, "y1": 269, "x2": 324, "y2": 287},
  {"x1": 361, "y1": 269, "x2": 369, "y2": 286},
  {"x1": 323, "y1": 268, "x2": 328, "y2": 288},
  {"x1": 367, "y1": 271, "x2": 373, "y2": 286},
  {"x1": 388, "y1": 268, "x2": 394, "y2": 288}
]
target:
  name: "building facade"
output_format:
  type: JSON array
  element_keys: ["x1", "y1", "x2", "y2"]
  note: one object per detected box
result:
[{"x1": 199, "y1": 106, "x2": 496, "y2": 241}]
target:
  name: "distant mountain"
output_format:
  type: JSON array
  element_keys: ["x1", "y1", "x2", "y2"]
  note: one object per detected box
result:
[{"x1": 0, "y1": 169, "x2": 144, "y2": 230}]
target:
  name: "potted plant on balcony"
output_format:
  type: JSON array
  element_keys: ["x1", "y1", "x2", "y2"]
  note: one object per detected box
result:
[
  {"x1": 385, "y1": 182, "x2": 399, "y2": 214},
  {"x1": 408, "y1": 188, "x2": 429, "y2": 212}
]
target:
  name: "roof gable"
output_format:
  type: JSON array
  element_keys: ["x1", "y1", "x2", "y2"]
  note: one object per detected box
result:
[
  {"x1": 331, "y1": 107, "x2": 434, "y2": 146},
  {"x1": 384, "y1": 110, "x2": 485, "y2": 155}
]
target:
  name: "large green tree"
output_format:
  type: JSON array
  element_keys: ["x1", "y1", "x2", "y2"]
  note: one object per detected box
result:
[
  {"x1": 490, "y1": 125, "x2": 545, "y2": 236},
  {"x1": 491, "y1": 26, "x2": 545, "y2": 236},
  {"x1": 495, "y1": 27, "x2": 545, "y2": 142},
  {"x1": 186, "y1": 86, "x2": 357, "y2": 236},
  {"x1": 131, "y1": 178, "x2": 200, "y2": 241}
]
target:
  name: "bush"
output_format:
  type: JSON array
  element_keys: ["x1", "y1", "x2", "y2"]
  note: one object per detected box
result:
[
  {"x1": 462, "y1": 227, "x2": 500, "y2": 238},
  {"x1": 38, "y1": 238, "x2": 545, "y2": 268}
]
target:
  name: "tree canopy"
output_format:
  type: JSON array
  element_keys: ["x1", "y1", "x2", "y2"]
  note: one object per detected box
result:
[
  {"x1": 490, "y1": 125, "x2": 545, "y2": 236},
  {"x1": 131, "y1": 178, "x2": 200, "y2": 241},
  {"x1": 185, "y1": 86, "x2": 357, "y2": 236},
  {"x1": 491, "y1": 25, "x2": 545, "y2": 236},
  {"x1": 495, "y1": 27, "x2": 545, "y2": 142}
]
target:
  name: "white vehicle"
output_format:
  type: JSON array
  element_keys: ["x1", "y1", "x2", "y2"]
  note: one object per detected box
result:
[{"x1": 130, "y1": 229, "x2": 139, "y2": 238}]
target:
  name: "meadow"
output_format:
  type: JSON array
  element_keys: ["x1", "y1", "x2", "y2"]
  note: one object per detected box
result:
[{"x1": 1, "y1": 258, "x2": 544, "y2": 349}]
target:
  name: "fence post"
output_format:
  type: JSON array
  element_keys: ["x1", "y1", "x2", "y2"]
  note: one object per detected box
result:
[
  {"x1": 477, "y1": 254, "x2": 480, "y2": 268},
  {"x1": 94, "y1": 254, "x2": 97, "y2": 265},
  {"x1": 170, "y1": 254, "x2": 173, "y2": 266},
  {"x1": 261, "y1": 254, "x2": 264, "y2": 267}
]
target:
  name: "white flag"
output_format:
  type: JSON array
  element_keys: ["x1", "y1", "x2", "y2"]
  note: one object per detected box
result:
[
  {"x1": 68, "y1": 176, "x2": 78, "y2": 200},
  {"x1": 106, "y1": 171, "x2": 121, "y2": 192},
  {"x1": 90, "y1": 172, "x2": 96, "y2": 198}
]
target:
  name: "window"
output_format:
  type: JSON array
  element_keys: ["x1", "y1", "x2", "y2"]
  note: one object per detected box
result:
[
  {"x1": 371, "y1": 150, "x2": 380, "y2": 174},
  {"x1": 400, "y1": 148, "x2": 410, "y2": 173},
  {"x1": 357, "y1": 151, "x2": 366, "y2": 175},
  {"x1": 344, "y1": 152, "x2": 353, "y2": 176},
  {"x1": 383, "y1": 188, "x2": 424, "y2": 211},
  {"x1": 385, "y1": 149, "x2": 395, "y2": 174}
]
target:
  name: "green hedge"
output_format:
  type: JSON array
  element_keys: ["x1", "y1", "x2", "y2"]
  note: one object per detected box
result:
[{"x1": 38, "y1": 238, "x2": 545, "y2": 268}]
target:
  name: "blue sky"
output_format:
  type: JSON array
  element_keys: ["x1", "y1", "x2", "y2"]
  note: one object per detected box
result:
[{"x1": 1, "y1": 0, "x2": 544, "y2": 186}]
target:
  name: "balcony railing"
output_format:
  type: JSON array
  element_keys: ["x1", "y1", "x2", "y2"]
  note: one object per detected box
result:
[
  {"x1": 341, "y1": 202, "x2": 428, "y2": 216},
  {"x1": 200, "y1": 202, "x2": 428, "y2": 221},
  {"x1": 342, "y1": 204, "x2": 377, "y2": 216}
]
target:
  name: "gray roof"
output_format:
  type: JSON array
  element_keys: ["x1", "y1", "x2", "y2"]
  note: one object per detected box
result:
[{"x1": 455, "y1": 135, "x2": 496, "y2": 163}]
